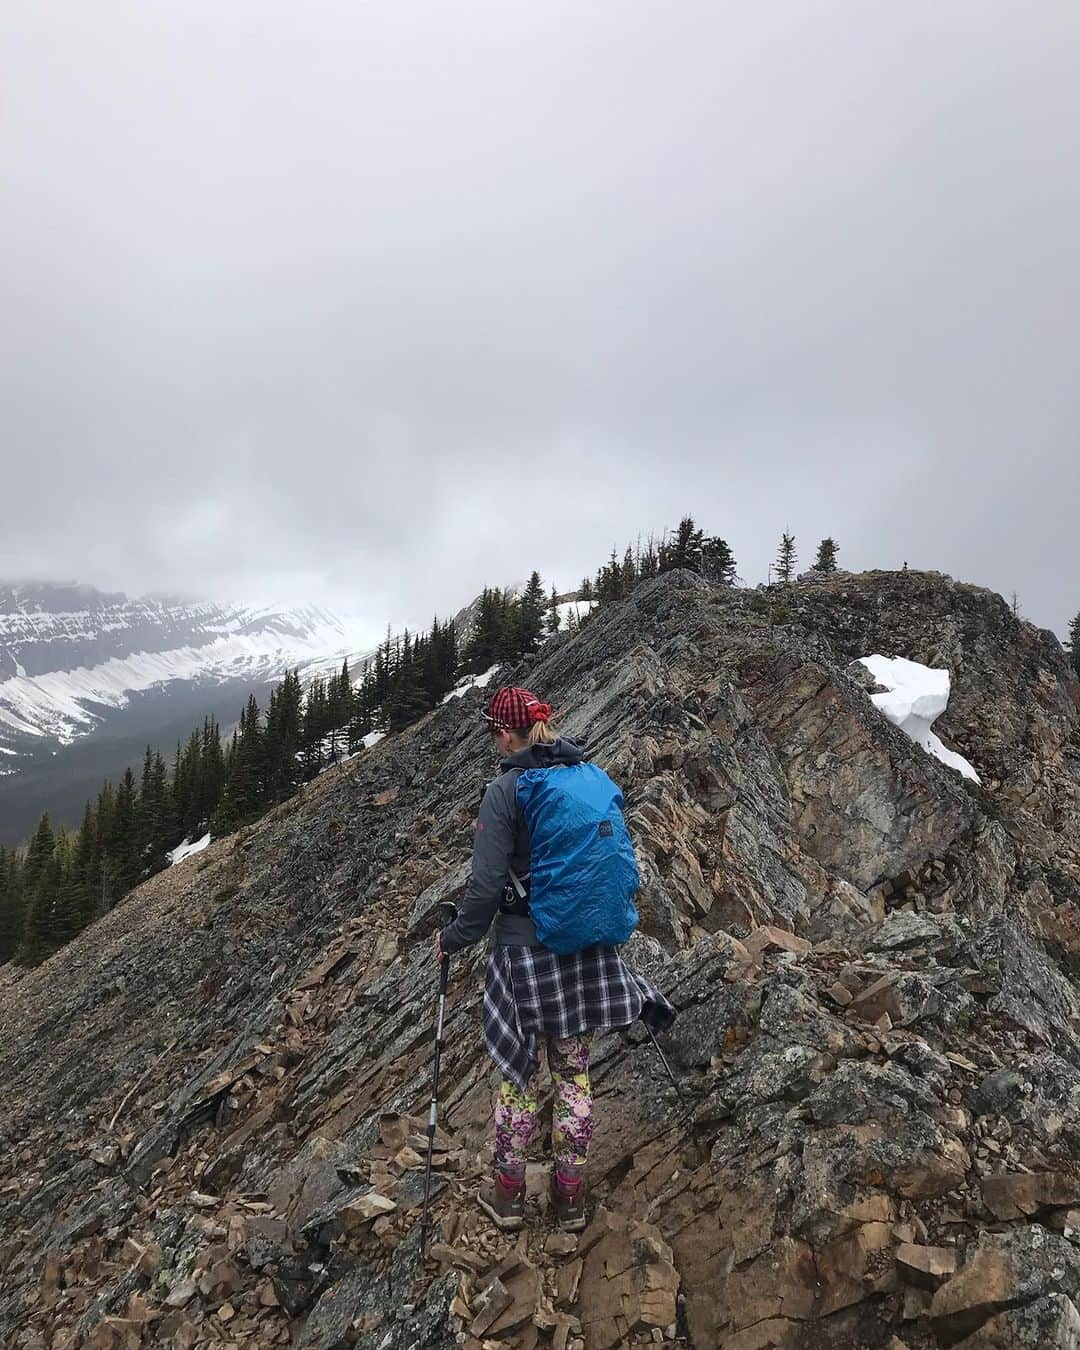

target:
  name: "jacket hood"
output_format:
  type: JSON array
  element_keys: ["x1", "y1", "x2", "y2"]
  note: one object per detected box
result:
[{"x1": 500, "y1": 736, "x2": 586, "y2": 772}]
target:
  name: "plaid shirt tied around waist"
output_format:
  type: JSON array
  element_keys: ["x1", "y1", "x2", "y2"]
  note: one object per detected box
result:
[{"x1": 483, "y1": 943, "x2": 677, "y2": 1092}]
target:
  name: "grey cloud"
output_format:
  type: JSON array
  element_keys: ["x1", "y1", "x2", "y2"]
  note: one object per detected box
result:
[{"x1": 2, "y1": 0, "x2": 1077, "y2": 637}]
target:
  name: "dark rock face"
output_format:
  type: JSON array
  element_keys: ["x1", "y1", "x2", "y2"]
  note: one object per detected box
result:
[{"x1": 2, "y1": 566, "x2": 1080, "y2": 1348}]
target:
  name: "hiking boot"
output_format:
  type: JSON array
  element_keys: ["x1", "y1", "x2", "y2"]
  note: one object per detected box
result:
[
  {"x1": 477, "y1": 1172, "x2": 525, "y2": 1230},
  {"x1": 550, "y1": 1171, "x2": 587, "y2": 1232}
]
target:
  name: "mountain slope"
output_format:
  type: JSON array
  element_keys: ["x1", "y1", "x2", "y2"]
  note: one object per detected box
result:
[
  {"x1": 2, "y1": 568, "x2": 1080, "y2": 1348},
  {"x1": 0, "y1": 582, "x2": 374, "y2": 843}
]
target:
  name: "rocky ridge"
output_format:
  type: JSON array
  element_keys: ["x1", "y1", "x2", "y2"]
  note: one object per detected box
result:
[{"x1": 2, "y1": 567, "x2": 1080, "y2": 1348}]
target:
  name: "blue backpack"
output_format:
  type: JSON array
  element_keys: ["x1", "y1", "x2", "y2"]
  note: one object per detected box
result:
[{"x1": 512, "y1": 762, "x2": 640, "y2": 955}]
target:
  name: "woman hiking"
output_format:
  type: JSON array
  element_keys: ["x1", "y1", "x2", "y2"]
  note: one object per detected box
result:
[{"x1": 437, "y1": 686, "x2": 676, "y2": 1232}]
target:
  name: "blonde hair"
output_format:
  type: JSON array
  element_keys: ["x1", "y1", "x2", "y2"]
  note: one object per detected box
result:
[{"x1": 527, "y1": 718, "x2": 557, "y2": 746}]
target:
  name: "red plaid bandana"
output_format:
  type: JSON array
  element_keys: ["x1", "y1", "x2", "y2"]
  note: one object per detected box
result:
[{"x1": 483, "y1": 686, "x2": 553, "y2": 730}]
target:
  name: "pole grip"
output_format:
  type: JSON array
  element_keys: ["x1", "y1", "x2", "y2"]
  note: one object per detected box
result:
[{"x1": 438, "y1": 955, "x2": 450, "y2": 995}]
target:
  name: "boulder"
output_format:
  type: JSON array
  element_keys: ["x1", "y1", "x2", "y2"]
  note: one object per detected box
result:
[
  {"x1": 895, "y1": 1242, "x2": 958, "y2": 1290},
  {"x1": 931, "y1": 1226, "x2": 1080, "y2": 1343},
  {"x1": 980, "y1": 1172, "x2": 1080, "y2": 1221},
  {"x1": 952, "y1": 1294, "x2": 1080, "y2": 1348}
]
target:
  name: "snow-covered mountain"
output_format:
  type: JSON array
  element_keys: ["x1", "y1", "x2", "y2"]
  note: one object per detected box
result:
[{"x1": 0, "y1": 582, "x2": 375, "y2": 844}]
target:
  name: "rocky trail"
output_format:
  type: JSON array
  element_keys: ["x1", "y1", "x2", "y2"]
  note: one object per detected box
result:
[{"x1": 3, "y1": 568, "x2": 1080, "y2": 1348}]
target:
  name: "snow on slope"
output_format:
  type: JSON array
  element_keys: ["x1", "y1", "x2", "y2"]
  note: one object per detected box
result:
[
  {"x1": 0, "y1": 588, "x2": 373, "y2": 746},
  {"x1": 0, "y1": 621, "x2": 367, "y2": 743},
  {"x1": 554, "y1": 599, "x2": 597, "y2": 628},
  {"x1": 858, "y1": 655, "x2": 980, "y2": 782},
  {"x1": 167, "y1": 833, "x2": 211, "y2": 865},
  {"x1": 441, "y1": 665, "x2": 500, "y2": 705}
]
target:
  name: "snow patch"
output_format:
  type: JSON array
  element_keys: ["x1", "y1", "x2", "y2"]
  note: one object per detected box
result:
[
  {"x1": 0, "y1": 613, "x2": 373, "y2": 745},
  {"x1": 857, "y1": 655, "x2": 980, "y2": 783},
  {"x1": 362, "y1": 730, "x2": 386, "y2": 749},
  {"x1": 551, "y1": 599, "x2": 597, "y2": 631},
  {"x1": 440, "y1": 665, "x2": 501, "y2": 705},
  {"x1": 168, "y1": 833, "x2": 211, "y2": 865}
]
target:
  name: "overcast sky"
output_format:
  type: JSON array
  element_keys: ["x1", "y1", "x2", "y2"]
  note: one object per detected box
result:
[{"x1": 3, "y1": 1, "x2": 1078, "y2": 646}]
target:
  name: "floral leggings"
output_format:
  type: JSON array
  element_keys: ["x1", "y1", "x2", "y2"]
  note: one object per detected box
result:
[{"x1": 494, "y1": 1034, "x2": 593, "y2": 1183}]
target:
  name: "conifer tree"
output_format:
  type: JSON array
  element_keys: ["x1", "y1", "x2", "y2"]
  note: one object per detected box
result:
[
  {"x1": 418, "y1": 624, "x2": 438, "y2": 706},
  {"x1": 93, "y1": 782, "x2": 115, "y2": 909},
  {"x1": 638, "y1": 536, "x2": 659, "y2": 581},
  {"x1": 701, "y1": 536, "x2": 737, "y2": 584},
  {"x1": 69, "y1": 802, "x2": 99, "y2": 931},
  {"x1": 265, "y1": 669, "x2": 304, "y2": 800},
  {"x1": 621, "y1": 547, "x2": 637, "y2": 596},
  {"x1": 300, "y1": 677, "x2": 329, "y2": 777},
  {"x1": 774, "y1": 531, "x2": 797, "y2": 583},
  {"x1": 137, "y1": 746, "x2": 155, "y2": 855},
  {"x1": 443, "y1": 619, "x2": 459, "y2": 689},
  {"x1": 371, "y1": 628, "x2": 392, "y2": 707},
  {"x1": 173, "y1": 730, "x2": 201, "y2": 838},
  {"x1": 461, "y1": 588, "x2": 506, "y2": 675},
  {"x1": 347, "y1": 664, "x2": 377, "y2": 751},
  {"x1": 228, "y1": 695, "x2": 265, "y2": 818},
  {"x1": 517, "y1": 572, "x2": 547, "y2": 655},
  {"x1": 347, "y1": 698, "x2": 373, "y2": 753},
  {"x1": 20, "y1": 845, "x2": 63, "y2": 965},
  {"x1": 108, "y1": 768, "x2": 142, "y2": 897},
  {"x1": 146, "y1": 750, "x2": 172, "y2": 872},
  {"x1": 813, "y1": 537, "x2": 839, "y2": 573},
  {"x1": 21, "y1": 828, "x2": 85, "y2": 964},
  {"x1": 546, "y1": 585, "x2": 561, "y2": 635},
  {"x1": 578, "y1": 576, "x2": 594, "y2": 603},
  {"x1": 84, "y1": 795, "x2": 108, "y2": 923},
  {"x1": 420, "y1": 617, "x2": 457, "y2": 704},
  {"x1": 1069, "y1": 612, "x2": 1080, "y2": 679},
  {"x1": 0, "y1": 847, "x2": 25, "y2": 965},
  {"x1": 23, "y1": 813, "x2": 56, "y2": 895},
  {"x1": 197, "y1": 717, "x2": 225, "y2": 829},
  {"x1": 136, "y1": 746, "x2": 172, "y2": 874},
  {"x1": 596, "y1": 548, "x2": 624, "y2": 605},
  {"x1": 57, "y1": 838, "x2": 92, "y2": 942},
  {"x1": 172, "y1": 738, "x2": 191, "y2": 837},
  {"x1": 664, "y1": 516, "x2": 705, "y2": 573},
  {"x1": 324, "y1": 659, "x2": 352, "y2": 762},
  {"x1": 385, "y1": 630, "x2": 431, "y2": 731},
  {"x1": 209, "y1": 774, "x2": 239, "y2": 837},
  {"x1": 494, "y1": 595, "x2": 521, "y2": 663}
]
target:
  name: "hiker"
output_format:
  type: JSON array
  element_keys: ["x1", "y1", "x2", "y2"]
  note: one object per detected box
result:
[{"x1": 437, "y1": 686, "x2": 676, "y2": 1232}]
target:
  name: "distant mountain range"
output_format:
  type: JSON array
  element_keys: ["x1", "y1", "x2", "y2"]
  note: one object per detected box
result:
[{"x1": 0, "y1": 582, "x2": 376, "y2": 845}]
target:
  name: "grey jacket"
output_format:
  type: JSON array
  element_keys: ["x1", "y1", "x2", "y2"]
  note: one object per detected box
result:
[{"x1": 439, "y1": 737, "x2": 586, "y2": 954}]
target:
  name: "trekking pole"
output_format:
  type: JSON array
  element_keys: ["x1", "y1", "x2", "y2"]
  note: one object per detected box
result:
[
  {"x1": 420, "y1": 902, "x2": 457, "y2": 1256},
  {"x1": 643, "y1": 1021, "x2": 685, "y2": 1105}
]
